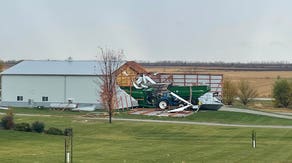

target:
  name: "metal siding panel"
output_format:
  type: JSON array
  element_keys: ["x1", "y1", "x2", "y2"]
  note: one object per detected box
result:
[
  {"x1": 173, "y1": 78, "x2": 185, "y2": 82},
  {"x1": 211, "y1": 75, "x2": 223, "y2": 80},
  {"x1": 173, "y1": 74, "x2": 184, "y2": 78},
  {"x1": 198, "y1": 75, "x2": 210, "y2": 79},
  {"x1": 1, "y1": 75, "x2": 65, "y2": 102},
  {"x1": 66, "y1": 76, "x2": 100, "y2": 103},
  {"x1": 185, "y1": 75, "x2": 197, "y2": 78},
  {"x1": 1, "y1": 76, "x2": 9, "y2": 101}
]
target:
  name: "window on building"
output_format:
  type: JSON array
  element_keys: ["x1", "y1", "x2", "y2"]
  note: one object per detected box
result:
[
  {"x1": 42, "y1": 96, "x2": 49, "y2": 102},
  {"x1": 17, "y1": 96, "x2": 23, "y2": 101}
]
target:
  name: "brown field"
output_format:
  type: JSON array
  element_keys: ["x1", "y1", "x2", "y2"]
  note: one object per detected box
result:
[{"x1": 145, "y1": 66, "x2": 292, "y2": 97}]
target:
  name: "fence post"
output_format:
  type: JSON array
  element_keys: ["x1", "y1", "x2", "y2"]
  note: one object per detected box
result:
[
  {"x1": 64, "y1": 128, "x2": 73, "y2": 163},
  {"x1": 252, "y1": 130, "x2": 256, "y2": 148}
]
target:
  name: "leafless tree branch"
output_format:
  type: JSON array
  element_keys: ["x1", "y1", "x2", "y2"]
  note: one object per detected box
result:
[{"x1": 98, "y1": 47, "x2": 124, "y2": 123}]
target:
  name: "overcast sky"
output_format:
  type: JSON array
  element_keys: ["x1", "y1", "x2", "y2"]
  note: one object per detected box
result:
[{"x1": 1, "y1": 0, "x2": 292, "y2": 62}]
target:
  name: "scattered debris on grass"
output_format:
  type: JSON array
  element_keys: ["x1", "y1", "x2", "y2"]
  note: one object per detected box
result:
[{"x1": 128, "y1": 108, "x2": 194, "y2": 117}]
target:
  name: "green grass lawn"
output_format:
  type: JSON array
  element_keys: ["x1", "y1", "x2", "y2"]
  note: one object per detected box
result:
[
  {"x1": 4, "y1": 107, "x2": 292, "y2": 126},
  {"x1": 116, "y1": 110, "x2": 292, "y2": 126},
  {"x1": 1, "y1": 111, "x2": 292, "y2": 162}
]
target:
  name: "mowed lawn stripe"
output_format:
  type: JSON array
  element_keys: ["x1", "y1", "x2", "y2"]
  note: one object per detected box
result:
[{"x1": 1, "y1": 112, "x2": 292, "y2": 162}]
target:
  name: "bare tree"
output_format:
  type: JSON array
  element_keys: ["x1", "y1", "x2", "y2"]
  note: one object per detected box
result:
[
  {"x1": 238, "y1": 80, "x2": 258, "y2": 106},
  {"x1": 98, "y1": 48, "x2": 124, "y2": 123},
  {"x1": 0, "y1": 59, "x2": 3, "y2": 72}
]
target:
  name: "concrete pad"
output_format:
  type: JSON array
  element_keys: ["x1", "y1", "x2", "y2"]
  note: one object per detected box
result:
[
  {"x1": 144, "y1": 111, "x2": 164, "y2": 116},
  {"x1": 128, "y1": 109, "x2": 194, "y2": 117}
]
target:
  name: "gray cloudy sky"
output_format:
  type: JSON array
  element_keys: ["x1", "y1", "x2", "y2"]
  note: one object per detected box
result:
[{"x1": 1, "y1": 0, "x2": 292, "y2": 62}]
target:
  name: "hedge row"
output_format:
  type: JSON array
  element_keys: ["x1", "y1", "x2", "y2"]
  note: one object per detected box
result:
[
  {"x1": 1, "y1": 115, "x2": 65, "y2": 136},
  {"x1": 13, "y1": 121, "x2": 64, "y2": 135}
]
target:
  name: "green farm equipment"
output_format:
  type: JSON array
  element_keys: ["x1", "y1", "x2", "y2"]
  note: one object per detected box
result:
[{"x1": 120, "y1": 84, "x2": 210, "y2": 109}]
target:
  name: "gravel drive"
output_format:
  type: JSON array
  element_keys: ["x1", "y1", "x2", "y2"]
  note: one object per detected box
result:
[
  {"x1": 109, "y1": 118, "x2": 292, "y2": 129},
  {"x1": 219, "y1": 106, "x2": 292, "y2": 120}
]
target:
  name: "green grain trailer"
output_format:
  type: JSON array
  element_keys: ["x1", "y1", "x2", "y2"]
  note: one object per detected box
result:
[{"x1": 120, "y1": 85, "x2": 210, "y2": 108}]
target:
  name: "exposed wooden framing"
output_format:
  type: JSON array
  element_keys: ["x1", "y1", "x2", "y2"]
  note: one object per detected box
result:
[{"x1": 116, "y1": 61, "x2": 148, "y2": 86}]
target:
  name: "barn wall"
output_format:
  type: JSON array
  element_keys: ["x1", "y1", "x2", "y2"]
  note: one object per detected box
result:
[
  {"x1": 65, "y1": 76, "x2": 101, "y2": 103},
  {"x1": 1, "y1": 75, "x2": 101, "y2": 106},
  {"x1": 2, "y1": 75, "x2": 65, "y2": 102}
]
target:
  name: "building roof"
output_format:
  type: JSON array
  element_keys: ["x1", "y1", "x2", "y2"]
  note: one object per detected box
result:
[
  {"x1": 1, "y1": 60, "x2": 125, "y2": 76},
  {"x1": 114, "y1": 61, "x2": 148, "y2": 75}
]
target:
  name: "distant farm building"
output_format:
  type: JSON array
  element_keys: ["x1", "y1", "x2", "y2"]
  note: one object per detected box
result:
[{"x1": 0, "y1": 60, "x2": 145, "y2": 108}]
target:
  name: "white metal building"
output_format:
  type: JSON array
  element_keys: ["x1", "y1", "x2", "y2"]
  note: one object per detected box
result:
[{"x1": 0, "y1": 60, "x2": 137, "y2": 108}]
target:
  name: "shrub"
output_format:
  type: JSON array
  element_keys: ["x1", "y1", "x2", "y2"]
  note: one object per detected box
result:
[
  {"x1": 1, "y1": 115, "x2": 14, "y2": 129},
  {"x1": 237, "y1": 80, "x2": 258, "y2": 106},
  {"x1": 31, "y1": 121, "x2": 45, "y2": 133},
  {"x1": 46, "y1": 127, "x2": 64, "y2": 135},
  {"x1": 1, "y1": 110, "x2": 14, "y2": 130},
  {"x1": 14, "y1": 123, "x2": 31, "y2": 132},
  {"x1": 222, "y1": 80, "x2": 237, "y2": 105},
  {"x1": 273, "y1": 79, "x2": 292, "y2": 108}
]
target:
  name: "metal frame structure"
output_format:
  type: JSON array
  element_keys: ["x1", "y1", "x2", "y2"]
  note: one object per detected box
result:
[{"x1": 149, "y1": 73, "x2": 223, "y2": 95}]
